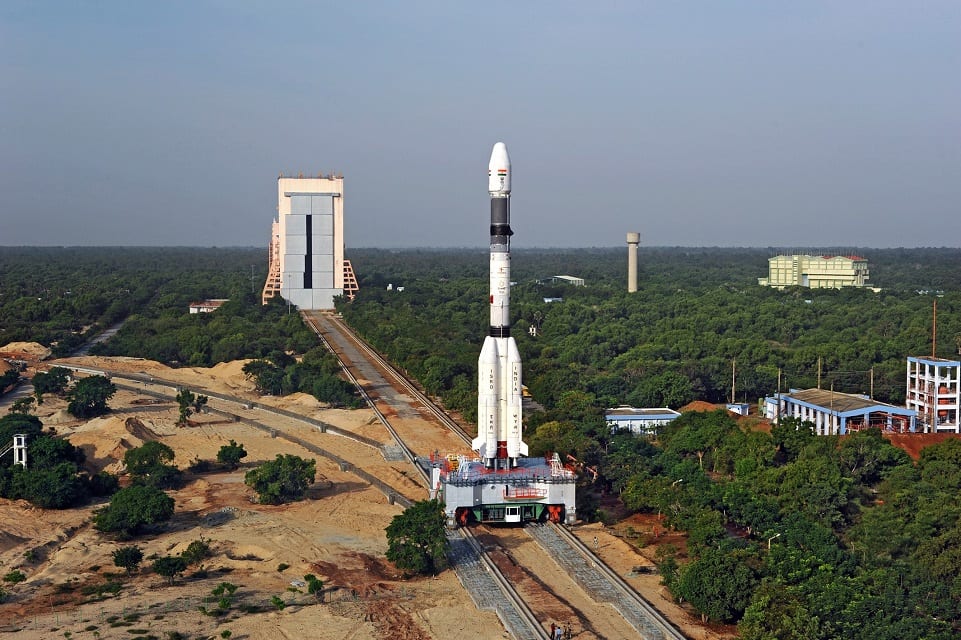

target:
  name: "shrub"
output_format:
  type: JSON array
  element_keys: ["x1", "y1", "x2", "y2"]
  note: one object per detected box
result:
[
  {"x1": 2, "y1": 570, "x2": 26, "y2": 584},
  {"x1": 244, "y1": 454, "x2": 315, "y2": 505},
  {"x1": 93, "y1": 485, "x2": 175, "y2": 537}
]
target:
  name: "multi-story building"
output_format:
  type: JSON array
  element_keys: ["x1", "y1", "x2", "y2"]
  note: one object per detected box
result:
[
  {"x1": 262, "y1": 174, "x2": 357, "y2": 310},
  {"x1": 758, "y1": 254, "x2": 870, "y2": 289},
  {"x1": 906, "y1": 356, "x2": 961, "y2": 433},
  {"x1": 764, "y1": 389, "x2": 916, "y2": 435}
]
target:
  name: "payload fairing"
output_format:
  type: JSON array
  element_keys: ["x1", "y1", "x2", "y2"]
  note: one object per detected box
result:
[{"x1": 472, "y1": 142, "x2": 529, "y2": 469}]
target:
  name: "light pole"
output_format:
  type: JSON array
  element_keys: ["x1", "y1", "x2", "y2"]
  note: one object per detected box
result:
[{"x1": 768, "y1": 533, "x2": 781, "y2": 550}]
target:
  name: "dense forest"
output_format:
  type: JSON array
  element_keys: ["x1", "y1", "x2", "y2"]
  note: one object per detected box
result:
[
  {"x1": 0, "y1": 247, "x2": 266, "y2": 356},
  {"x1": 340, "y1": 247, "x2": 961, "y2": 420}
]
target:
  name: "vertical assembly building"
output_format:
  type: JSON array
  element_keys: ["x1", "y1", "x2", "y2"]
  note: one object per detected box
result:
[
  {"x1": 262, "y1": 174, "x2": 358, "y2": 309},
  {"x1": 758, "y1": 254, "x2": 870, "y2": 289}
]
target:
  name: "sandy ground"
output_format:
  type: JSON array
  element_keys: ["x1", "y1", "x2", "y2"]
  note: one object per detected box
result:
[{"x1": 0, "y1": 352, "x2": 732, "y2": 639}]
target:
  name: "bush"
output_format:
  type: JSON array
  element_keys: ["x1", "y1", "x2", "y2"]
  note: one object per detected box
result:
[
  {"x1": 216, "y1": 440, "x2": 247, "y2": 470},
  {"x1": 152, "y1": 556, "x2": 188, "y2": 584},
  {"x1": 66, "y1": 375, "x2": 116, "y2": 419},
  {"x1": 112, "y1": 546, "x2": 144, "y2": 574},
  {"x1": 244, "y1": 454, "x2": 315, "y2": 505},
  {"x1": 181, "y1": 538, "x2": 212, "y2": 565},
  {"x1": 2, "y1": 570, "x2": 26, "y2": 584},
  {"x1": 93, "y1": 485, "x2": 175, "y2": 537}
]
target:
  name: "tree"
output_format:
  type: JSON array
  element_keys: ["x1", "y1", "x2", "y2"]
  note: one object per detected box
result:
[
  {"x1": 66, "y1": 375, "x2": 116, "y2": 419},
  {"x1": 176, "y1": 388, "x2": 195, "y2": 426},
  {"x1": 125, "y1": 440, "x2": 175, "y2": 475},
  {"x1": 181, "y1": 538, "x2": 212, "y2": 565},
  {"x1": 93, "y1": 485, "x2": 175, "y2": 537},
  {"x1": 124, "y1": 440, "x2": 182, "y2": 488},
  {"x1": 152, "y1": 555, "x2": 188, "y2": 584},
  {"x1": 676, "y1": 546, "x2": 759, "y2": 623},
  {"x1": 175, "y1": 388, "x2": 209, "y2": 425},
  {"x1": 32, "y1": 366, "x2": 70, "y2": 404},
  {"x1": 217, "y1": 440, "x2": 247, "y2": 470},
  {"x1": 112, "y1": 546, "x2": 144, "y2": 574},
  {"x1": 8, "y1": 396, "x2": 35, "y2": 415},
  {"x1": 244, "y1": 454, "x2": 315, "y2": 505},
  {"x1": 18, "y1": 461, "x2": 89, "y2": 508},
  {"x1": 385, "y1": 499, "x2": 448, "y2": 576}
]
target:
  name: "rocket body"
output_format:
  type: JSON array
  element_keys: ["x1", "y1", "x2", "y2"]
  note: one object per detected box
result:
[{"x1": 472, "y1": 143, "x2": 528, "y2": 469}]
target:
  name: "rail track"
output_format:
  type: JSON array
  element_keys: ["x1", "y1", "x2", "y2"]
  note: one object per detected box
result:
[{"x1": 303, "y1": 311, "x2": 687, "y2": 640}]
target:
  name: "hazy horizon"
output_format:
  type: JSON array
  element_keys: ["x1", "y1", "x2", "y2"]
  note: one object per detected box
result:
[{"x1": 2, "y1": 2, "x2": 959, "y2": 249}]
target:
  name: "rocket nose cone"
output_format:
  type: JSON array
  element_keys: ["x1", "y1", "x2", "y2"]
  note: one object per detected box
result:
[{"x1": 488, "y1": 142, "x2": 511, "y2": 194}]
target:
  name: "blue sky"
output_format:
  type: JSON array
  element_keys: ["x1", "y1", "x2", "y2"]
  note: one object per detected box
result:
[{"x1": 1, "y1": 1, "x2": 958, "y2": 248}]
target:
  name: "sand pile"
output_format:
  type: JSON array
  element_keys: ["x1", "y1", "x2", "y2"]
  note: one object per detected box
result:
[
  {"x1": 0, "y1": 341, "x2": 51, "y2": 359},
  {"x1": 67, "y1": 416, "x2": 160, "y2": 473}
]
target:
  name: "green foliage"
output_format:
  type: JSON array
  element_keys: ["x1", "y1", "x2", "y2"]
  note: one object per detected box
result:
[
  {"x1": 8, "y1": 396, "x2": 35, "y2": 415},
  {"x1": 0, "y1": 417, "x2": 93, "y2": 508},
  {"x1": 87, "y1": 471, "x2": 120, "y2": 497},
  {"x1": 244, "y1": 454, "x2": 316, "y2": 505},
  {"x1": 0, "y1": 412, "x2": 43, "y2": 444},
  {"x1": 152, "y1": 556, "x2": 188, "y2": 584},
  {"x1": 677, "y1": 546, "x2": 760, "y2": 623},
  {"x1": 216, "y1": 440, "x2": 247, "y2": 470},
  {"x1": 93, "y1": 485, "x2": 175, "y2": 537},
  {"x1": 181, "y1": 538, "x2": 212, "y2": 565},
  {"x1": 124, "y1": 441, "x2": 182, "y2": 489},
  {"x1": 242, "y1": 351, "x2": 363, "y2": 408},
  {"x1": 12, "y1": 462, "x2": 90, "y2": 508},
  {"x1": 112, "y1": 546, "x2": 144, "y2": 574},
  {"x1": 270, "y1": 595, "x2": 285, "y2": 610},
  {"x1": 0, "y1": 368, "x2": 19, "y2": 393},
  {"x1": 305, "y1": 574, "x2": 323, "y2": 596},
  {"x1": 66, "y1": 375, "x2": 116, "y2": 419},
  {"x1": 2, "y1": 570, "x2": 26, "y2": 584},
  {"x1": 385, "y1": 499, "x2": 448, "y2": 576},
  {"x1": 32, "y1": 366, "x2": 71, "y2": 403}
]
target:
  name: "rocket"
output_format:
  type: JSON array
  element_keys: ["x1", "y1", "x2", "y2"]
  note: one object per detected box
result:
[{"x1": 473, "y1": 142, "x2": 528, "y2": 469}]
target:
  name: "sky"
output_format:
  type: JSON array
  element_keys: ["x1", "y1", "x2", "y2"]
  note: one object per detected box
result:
[{"x1": 1, "y1": 1, "x2": 959, "y2": 249}]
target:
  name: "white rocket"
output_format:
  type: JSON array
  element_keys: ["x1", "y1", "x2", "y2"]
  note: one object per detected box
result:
[{"x1": 473, "y1": 142, "x2": 528, "y2": 469}]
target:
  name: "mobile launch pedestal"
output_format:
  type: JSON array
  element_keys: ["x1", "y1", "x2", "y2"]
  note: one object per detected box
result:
[{"x1": 435, "y1": 142, "x2": 576, "y2": 527}]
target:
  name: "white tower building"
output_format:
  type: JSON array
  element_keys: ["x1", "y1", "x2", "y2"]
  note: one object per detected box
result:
[
  {"x1": 268, "y1": 175, "x2": 346, "y2": 310},
  {"x1": 627, "y1": 232, "x2": 640, "y2": 293}
]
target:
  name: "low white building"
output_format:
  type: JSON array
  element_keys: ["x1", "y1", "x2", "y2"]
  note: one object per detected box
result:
[
  {"x1": 605, "y1": 406, "x2": 681, "y2": 435},
  {"x1": 764, "y1": 388, "x2": 916, "y2": 435},
  {"x1": 188, "y1": 299, "x2": 228, "y2": 314}
]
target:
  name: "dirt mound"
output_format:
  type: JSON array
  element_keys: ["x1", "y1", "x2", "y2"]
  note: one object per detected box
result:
[
  {"x1": 886, "y1": 432, "x2": 961, "y2": 460},
  {"x1": 679, "y1": 400, "x2": 723, "y2": 413},
  {"x1": 0, "y1": 360, "x2": 12, "y2": 374},
  {"x1": 67, "y1": 416, "x2": 159, "y2": 473},
  {"x1": 0, "y1": 531, "x2": 28, "y2": 554},
  {"x1": 0, "y1": 341, "x2": 51, "y2": 359}
]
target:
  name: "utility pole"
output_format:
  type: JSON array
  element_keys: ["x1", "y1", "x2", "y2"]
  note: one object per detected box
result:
[
  {"x1": 776, "y1": 368, "x2": 782, "y2": 423},
  {"x1": 731, "y1": 358, "x2": 736, "y2": 404}
]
